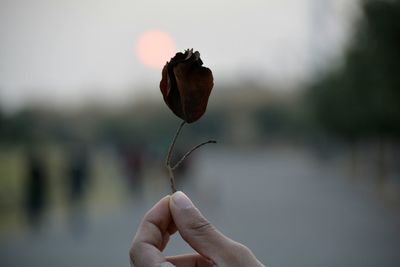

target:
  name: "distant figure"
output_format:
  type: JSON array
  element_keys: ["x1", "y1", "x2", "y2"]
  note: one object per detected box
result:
[
  {"x1": 65, "y1": 144, "x2": 90, "y2": 235},
  {"x1": 120, "y1": 144, "x2": 145, "y2": 193},
  {"x1": 25, "y1": 149, "x2": 47, "y2": 230},
  {"x1": 67, "y1": 146, "x2": 90, "y2": 202}
]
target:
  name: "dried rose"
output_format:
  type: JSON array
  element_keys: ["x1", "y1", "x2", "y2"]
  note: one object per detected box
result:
[{"x1": 160, "y1": 49, "x2": 214, "y2": 123}]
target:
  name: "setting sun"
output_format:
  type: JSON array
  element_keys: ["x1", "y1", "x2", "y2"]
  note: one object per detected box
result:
[{"x1": 135, "y1": 30, "x2": 176, "y2": 69}]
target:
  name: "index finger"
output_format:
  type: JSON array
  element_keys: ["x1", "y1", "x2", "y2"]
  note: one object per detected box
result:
[{"x1": 130, "y1": 195, "x2": 176, "y2": 267}]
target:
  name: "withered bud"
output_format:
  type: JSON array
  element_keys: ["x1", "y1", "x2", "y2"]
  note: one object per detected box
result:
[{"x1": 160, "y1": 49, "x2": 214, "y2": 123}]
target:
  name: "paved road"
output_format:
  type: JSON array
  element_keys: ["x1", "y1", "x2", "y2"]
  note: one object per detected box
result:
[{"x1": 1, "y1": 146, "x2": 399, "y2": 267}]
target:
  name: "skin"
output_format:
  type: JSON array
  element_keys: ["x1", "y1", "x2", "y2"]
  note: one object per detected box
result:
[{"x1": 130, "y1": 191, "x2": 265, "y2": 267}]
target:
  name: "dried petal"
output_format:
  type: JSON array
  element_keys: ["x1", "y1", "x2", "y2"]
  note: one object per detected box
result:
[{"x1": 160, "y1": 49, "x2": 214, "y2": 123}]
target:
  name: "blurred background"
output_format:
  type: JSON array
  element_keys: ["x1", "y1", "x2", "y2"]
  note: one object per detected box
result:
[{"x1": 1, "y1": 0, "x2": 400, "y2": 266}]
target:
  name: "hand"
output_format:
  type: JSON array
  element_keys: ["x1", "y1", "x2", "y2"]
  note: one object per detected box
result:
[{"x1": 129, "y1": 191, "x2": 265, "y2": 267}]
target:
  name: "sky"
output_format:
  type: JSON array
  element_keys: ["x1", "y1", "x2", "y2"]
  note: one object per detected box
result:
[{"x1": 0, "y1": 0, "x2": 360, "y2": 111}]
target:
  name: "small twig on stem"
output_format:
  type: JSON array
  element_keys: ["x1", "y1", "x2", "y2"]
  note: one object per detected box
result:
[
  {"x1": 165, "y1": 120, "x2": 216, "y2": 193},
  {"x1": 172, "y1": 140, "x2": 217, "y2": 170}
]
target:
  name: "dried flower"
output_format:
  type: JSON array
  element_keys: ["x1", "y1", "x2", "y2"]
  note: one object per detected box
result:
[{"x1": 160, "y1": 49, "x2": 214, "y2": 123}]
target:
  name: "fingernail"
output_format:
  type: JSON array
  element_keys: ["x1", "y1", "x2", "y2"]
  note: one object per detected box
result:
[{"x1": 172, "y1": 191, "x2": 193, "y2": 209}]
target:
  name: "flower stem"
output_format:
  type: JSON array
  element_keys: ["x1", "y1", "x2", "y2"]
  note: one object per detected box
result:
[
  {"x1": 165, "y1": 121, "x2": 186, "y2": 193},
  {"x1": 165, "y1": 120, "x2": 216, "y2": 193},
  {"x1": 167, "y1": 166, "x2": 176, "y2": 193}
]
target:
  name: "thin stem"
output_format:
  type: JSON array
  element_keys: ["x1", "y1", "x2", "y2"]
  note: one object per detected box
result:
[
  {"x1": 165, "y1": 121, "x2": 186, "y2": 166},
  {"x1": 165, "y1": 120, "x2": 217, "y2": 193},
  {"x1": 167, "y1": 166, "x2": 176, "y2": 193},
  {"x1": 172, "y1": 140, "x2": 217, "y2": 170},
  {"x1": 165, "y1": 121, "x2": 185, "y2": 193}
]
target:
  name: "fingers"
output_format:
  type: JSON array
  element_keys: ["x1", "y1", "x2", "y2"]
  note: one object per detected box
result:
[
  {"x1": 166, "y1": 254, "x2": 214, "y2": 267},
  {"x1": 169, "y1": 191, "x2": 265, "y2": 267},
  {"x1": 169, "y1": 191, "x2": 238, "y2": 264},
  {"x1": 130, "y1": 192, "x2": 265, "y2": 267},
  {"x1": 130, "y1": 195, "x2": 176, "y2": 267}
]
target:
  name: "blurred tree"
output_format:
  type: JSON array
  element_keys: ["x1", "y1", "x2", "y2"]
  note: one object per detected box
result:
[
  {"x1": 0, "y1": 110, "x2": 36, "y2": 144},
  {"x1": 308, "y1": 0, "x2": 400, "y2": 181},
  {"x1": 310, "y1": 0, "x2": 400, "y2": 140}
]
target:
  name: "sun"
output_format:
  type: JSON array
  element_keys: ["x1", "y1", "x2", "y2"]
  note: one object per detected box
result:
[{"x1": 136, "y1": 30, "x2": 176, "y2": 69}]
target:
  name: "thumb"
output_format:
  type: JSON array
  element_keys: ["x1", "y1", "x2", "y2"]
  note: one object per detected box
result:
[{"x1": 169, "y1": 191, "x2": 236, "y2": 264}]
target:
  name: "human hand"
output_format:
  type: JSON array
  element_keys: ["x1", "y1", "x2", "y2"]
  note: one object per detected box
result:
[{"x1": 129, "y1": 191, "x2": 265, "y2": 267}]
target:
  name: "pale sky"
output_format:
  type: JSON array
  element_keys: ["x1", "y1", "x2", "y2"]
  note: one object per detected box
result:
[{"x1": 0, "y1": 0, "x2": 360, "y2": 111}]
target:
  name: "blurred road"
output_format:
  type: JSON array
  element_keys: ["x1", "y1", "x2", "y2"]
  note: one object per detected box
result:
[{"x1": 1, "y1": 146, "x2": 400, "y2": 267}]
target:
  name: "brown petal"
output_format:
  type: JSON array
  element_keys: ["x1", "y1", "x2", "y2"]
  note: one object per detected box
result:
[
  {"x1": 173, "y1": 61, "x2": 214, "y2": 123},
  {"x1": 160, "y1": 64, "x2": 169, "y2": 97},
  {"x1": 160, "y1": 63, "x2": 184, "y2": 119}
]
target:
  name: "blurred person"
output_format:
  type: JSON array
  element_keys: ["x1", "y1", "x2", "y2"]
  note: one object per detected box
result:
[
  {"x1": 65, "y1": 143, "x2": 90, "y2": 235},
  {"x1": 66, "y1": 144, "x2": 90, "y2": 201},
  {"x1": 130, "y1": 191, "x2": 265, "y2": 267},
  {"x1": 25, "y1": 148, "x2": 48, "y2": 231},
  {"x1": 120, "y1": 143, "x2": 145, "y2": 194}
]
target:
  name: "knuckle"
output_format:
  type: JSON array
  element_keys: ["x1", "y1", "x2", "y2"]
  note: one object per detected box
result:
[
  {"x1": 233, "y1": 242, "x2": 252, "y2": 254},
  {"x1": 181, "y1": 213, "x2": 215, "y2": 240},
  {"x1": 188, "y1": 217, "x2": 214, "y2": 234},
  {"x1": 222, "y1": 242, "x2": 255, "y2": 265}
]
